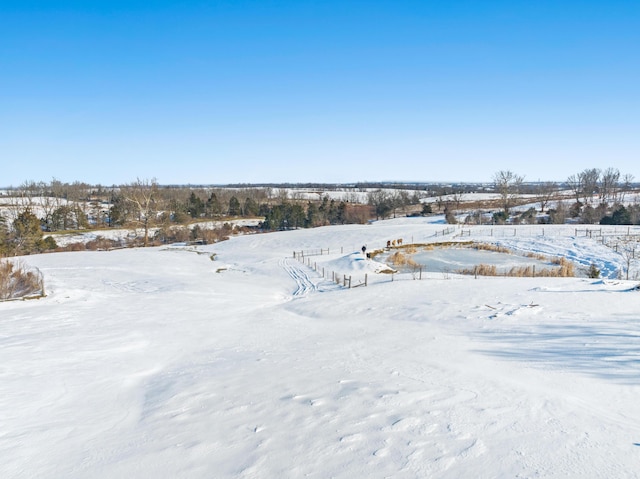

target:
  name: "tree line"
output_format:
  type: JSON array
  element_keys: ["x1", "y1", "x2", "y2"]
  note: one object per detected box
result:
[
  {"x1": 1, "y1": 179, "x2": 397, "y2": 256},
  {"x1": 2, "y1": 169, "x2": 639, "y2": 256},
  {"x1": 441, "y1": 168, "x2": 638, "y2": 226}
]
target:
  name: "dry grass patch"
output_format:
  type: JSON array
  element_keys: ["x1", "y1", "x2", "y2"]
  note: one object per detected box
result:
[
  {"x1": 525, "y1": 251, "x2": 549, "y2": 261},
  {"x1": 458, "y1": 264, "x2": 498, "y2": 276},
  {"x1": 458, "y1": 257, "x2": 575, "y2": 278},
  {"x1": 472, "y1": 243, "x2": 511, "y2": 254},
  {"x1": 388, "y1": 251, "x2": 419, "y2": 268}
]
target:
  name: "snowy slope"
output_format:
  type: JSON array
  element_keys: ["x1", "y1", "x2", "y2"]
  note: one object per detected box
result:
[{"x1": 2, "y1": 218, "x2": 640, "y2": 478}]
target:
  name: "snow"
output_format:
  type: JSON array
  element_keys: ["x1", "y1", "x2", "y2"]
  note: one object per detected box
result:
[{"x1": 2, "y1": 217, "x2": 640, "y2": 478}]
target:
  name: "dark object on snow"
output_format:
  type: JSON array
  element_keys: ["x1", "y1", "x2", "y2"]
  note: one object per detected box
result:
[{"x1": 361, "y1": 245, "x2": 367, "y2": 254}]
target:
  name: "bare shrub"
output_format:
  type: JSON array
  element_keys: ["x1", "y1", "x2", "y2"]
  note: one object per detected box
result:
[
  {"x1": 200, "y1": 227, "x2": 229, "y2": 243},
  {"x1": 85, "y1": 237, "x2": 123, "y2": 251},
  {"x1": 67, "y1": 242, "x2": 86, "y2": 252},
  {"x1": 0, "y1": 260, "x2": 44, "y2": 300}
]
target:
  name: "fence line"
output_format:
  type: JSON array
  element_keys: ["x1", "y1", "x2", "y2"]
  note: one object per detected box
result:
[
  {"x1": 289, "y1": 224, "x2": 640, "y2": 289},
  {"x1": 454, "y1": 225, "x2": 640, "y2": 239},
  {"x1": 293, "y1": 251, "x2": 428, "y2": 288}
]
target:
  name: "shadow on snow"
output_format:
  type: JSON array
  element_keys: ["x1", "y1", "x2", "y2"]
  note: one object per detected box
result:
[{"x1": 474, "y1": 320, "x2": 640, "y2": 385}]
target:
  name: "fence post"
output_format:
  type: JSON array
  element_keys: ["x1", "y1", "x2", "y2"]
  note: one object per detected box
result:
[
  {"x1": 349, "y1": 276, "x2": 352, "y2": 288},
  {"x1": 365, "y1": 274, "x2": 368, "y2": 287},
  {"x1": 419, "y1": 267, "x2": 422, "y2": 280},
  {"x1": 343, "y1": 275, "x2": 347, "y2": 287}
]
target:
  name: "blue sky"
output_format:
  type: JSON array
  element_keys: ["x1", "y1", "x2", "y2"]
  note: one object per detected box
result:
[{"x1": 2, "y1": 0, "x2": 639, "y2": 186}]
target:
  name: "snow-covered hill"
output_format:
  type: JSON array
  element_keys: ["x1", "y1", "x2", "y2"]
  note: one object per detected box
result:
[{"x1": 2, "y1": 217, "x2": 640, "y2": 478}]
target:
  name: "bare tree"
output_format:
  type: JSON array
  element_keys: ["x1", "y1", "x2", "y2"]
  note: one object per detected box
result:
[
  {"x1": 274, "y1": 188, "x2": 289, "y2": 202},
  {"x1": 548, "y1": 200, "x2": 567, "y2": 224},
  {"x1": 616, "y1": 238, "x2": 639, "y2": 280},
  {"x1": 40, "y1": 190, "x2": 63, "y2": 231},
  {"x1": 619, "y1": 173, "x2": 635, "y2": 204},
  {"x1": 599, "y1": 167, "x2": 620, "y2": 206},
  {"x1": 578, "y1": 168, "x2": 601, "y2": 206},
  {"x1": 493, "y1": 170, "x2": 524, "y2": 214},
  {"x1": 390, "y1": 191, "x2": 403, "y2": 218},
  {"x1": 367, "y1": 189, "x2": 392, "y2": 220},
  {"x1": 566, "y1": 174, "x2": 582, "y2": 204},
  {"x1": 535, "y1": 181, "x2": 558, "y2": 213},
  {"x1": 120, "y1": 178, "x2": 160, "y2": 246}
]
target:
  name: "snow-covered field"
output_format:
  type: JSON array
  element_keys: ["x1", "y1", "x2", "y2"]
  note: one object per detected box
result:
[{"x1": 2, "y1": 217, "x2": 640, "y2": 478}]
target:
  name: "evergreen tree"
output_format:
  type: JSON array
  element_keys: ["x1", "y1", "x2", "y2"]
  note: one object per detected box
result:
[
  {"x1": 334, "y1": 201, "x2": 347, "y2": 224},
  {"x1": 263, "y1": 202, "x2": 306, "y2": 230},
  {"x1": 421, "y1": 203, "x2": 433, "y2": 215},
  {"x1": 305, "y1": 202, "x2": 319, "y2": 227},
  {"x1": 228, "y1": 196, "x2": 241, "y2": 216},
  {"x1": 327, "y1": 199, "x2": 339, "y2": 224},
  {"x1": 288, "y1": 203, "x2": 306, "y2": 229},
  {"x1": 601, "y1": 205, "x2": 632, "y2": 225},
  {"x1": 108, "y1": 193, "x2": 130, "y2": 227},
  {"x1": 72, "y1": 205, "x2": 89, "y2": 229},
  {"x1": 262, "y1": 205, "x2": 283, "y2": 230},
  {"x1": 206, "y1": 193, "x2": 223, "y2": 217},
  {"x1": 51, "y1": 205, "x2": 73, "y2": 230},
  {"x1": 0, "y1": 214, "x2": 11, "y2": 256},
  {"x1": 243, "y1": 197, "x2": 259, "y2": 216},
  {"x1": 13, "y1": 209, "x2": 44, "y2": 254},
  {"x1": 168, "y1": 198, "x2": 190, "y2": 223},
  {"x1": 318, "y1": 196, "x2": 330, "y2": 225},
  {"x1": 187, "y1": 192, "x2": 205, "y2": 218}
]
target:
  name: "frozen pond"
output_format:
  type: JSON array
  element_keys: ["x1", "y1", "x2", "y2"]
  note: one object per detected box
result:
[{"x1": 380, "y1": 247, "x2": 555, "y2": 274}]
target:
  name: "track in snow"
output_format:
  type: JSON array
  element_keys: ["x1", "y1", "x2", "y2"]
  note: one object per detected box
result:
[{"x1": 280, "y1": 257, "x2": 323, "y2": 297}]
